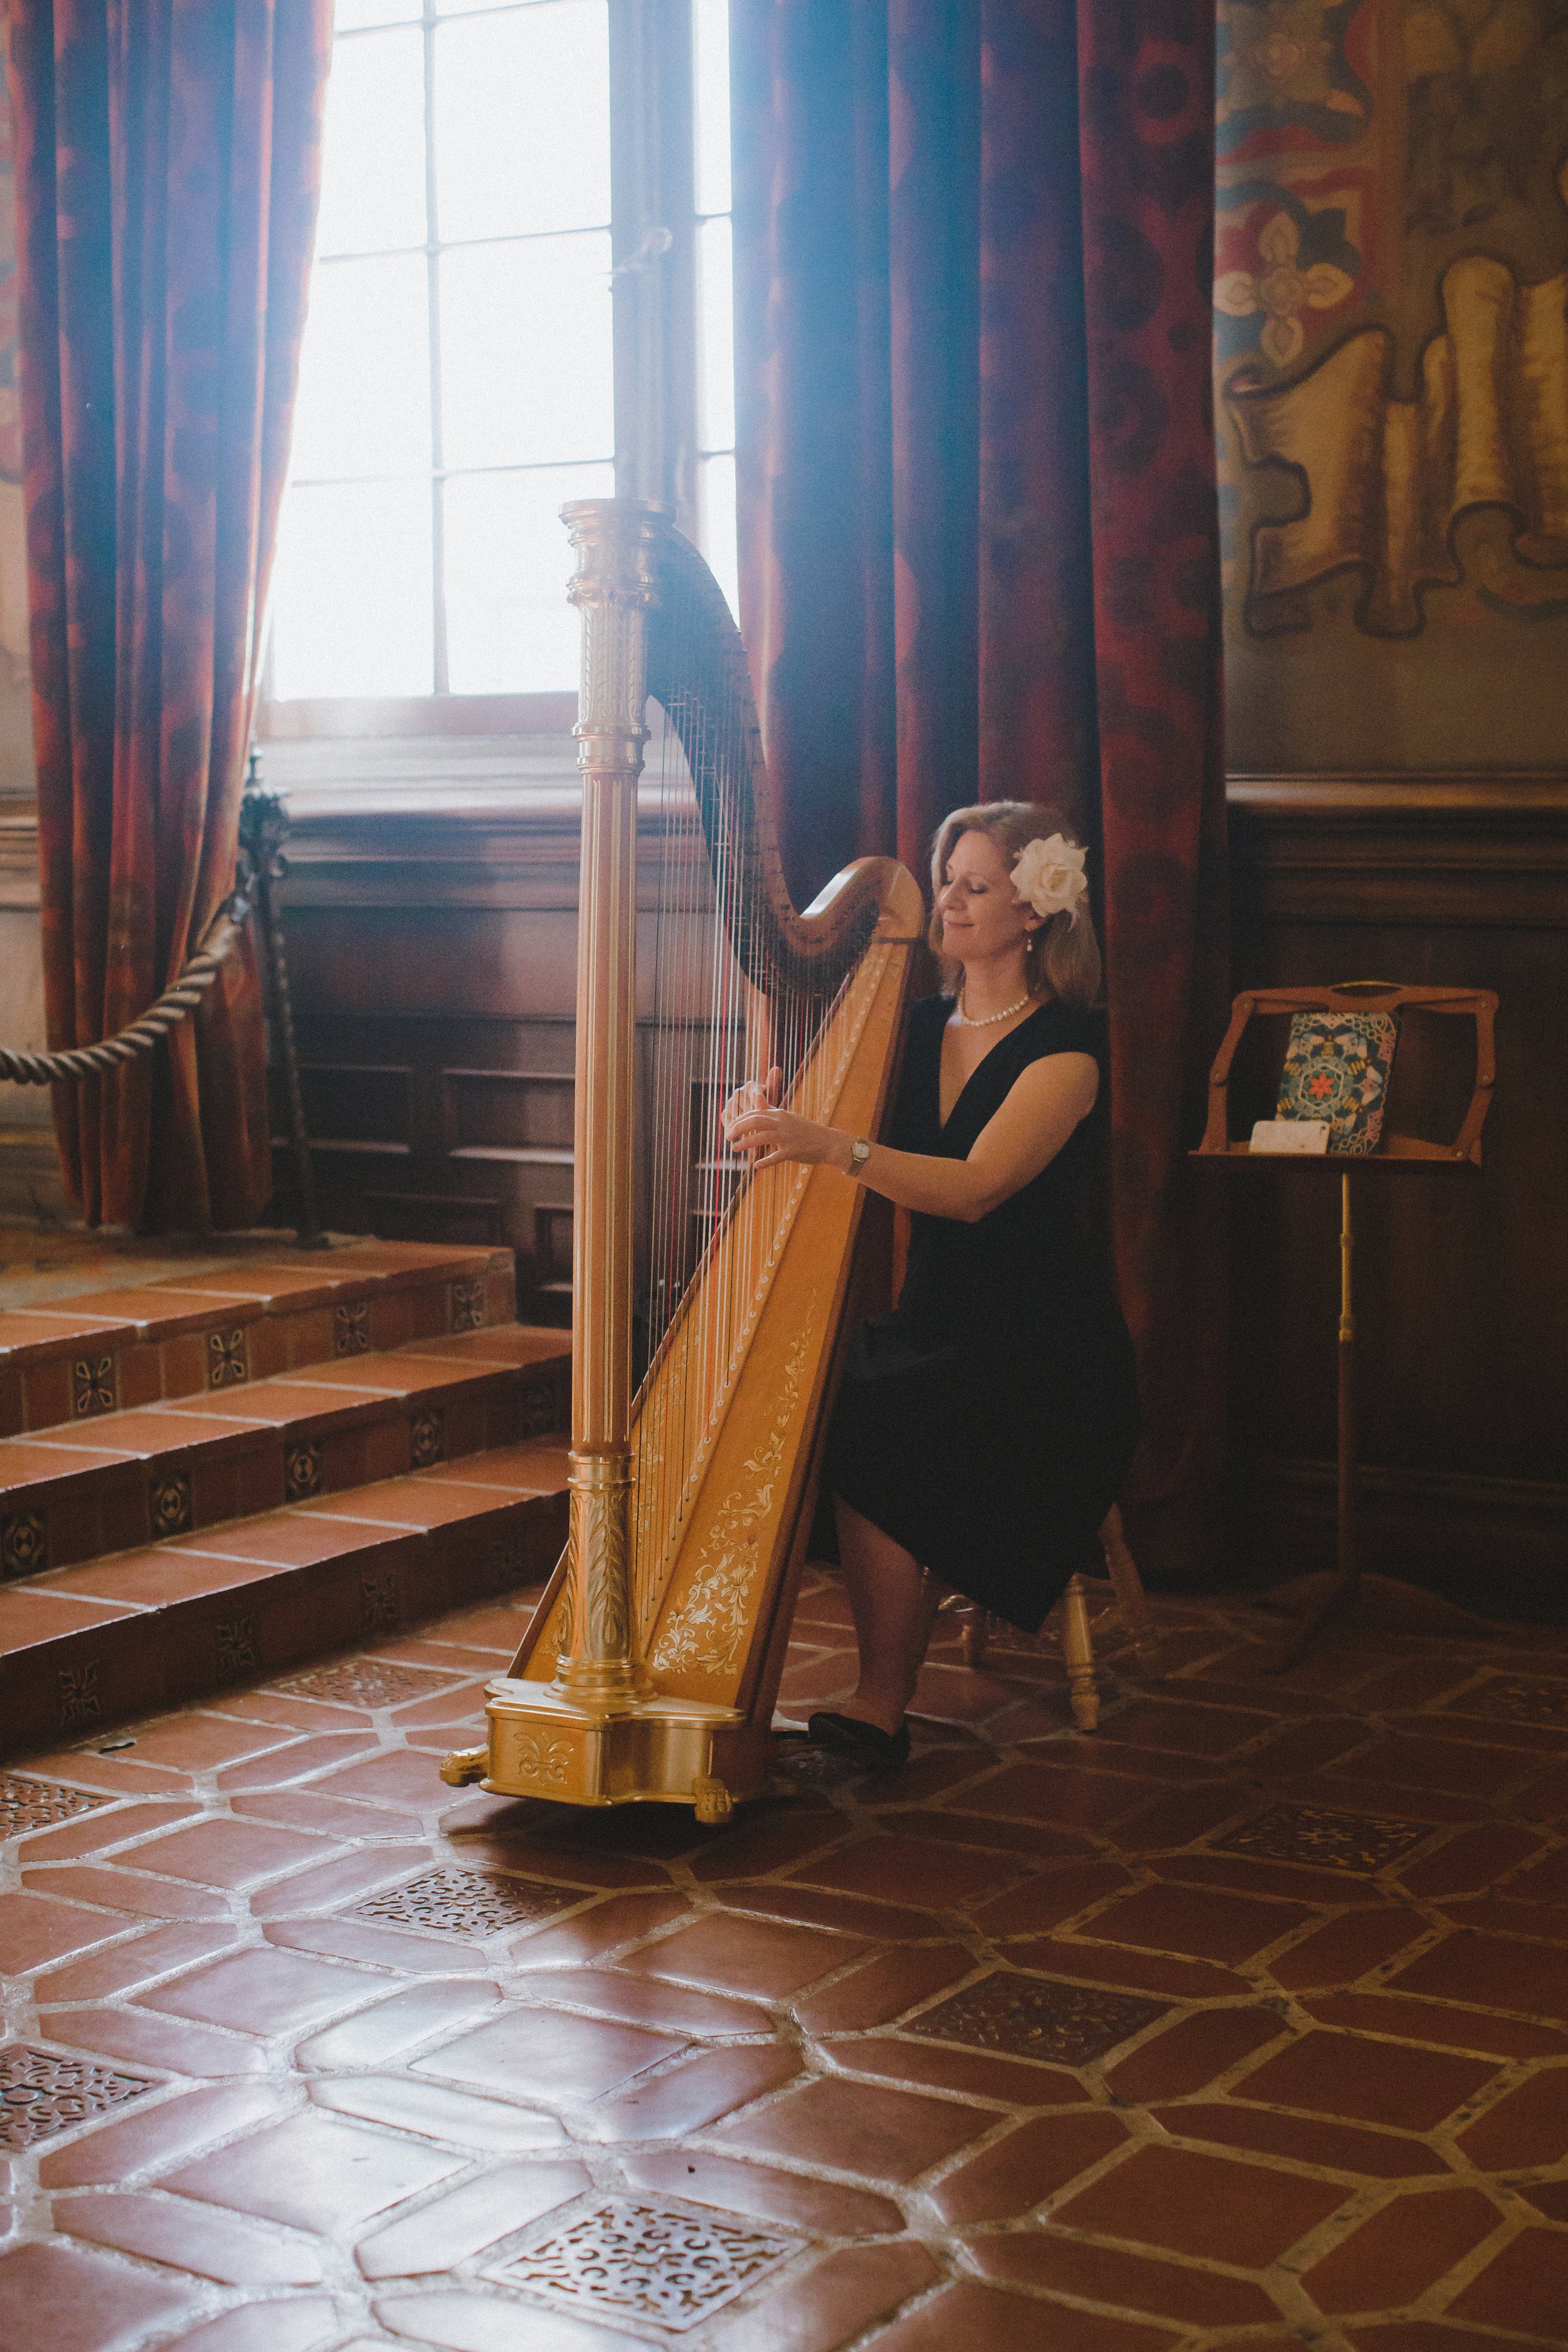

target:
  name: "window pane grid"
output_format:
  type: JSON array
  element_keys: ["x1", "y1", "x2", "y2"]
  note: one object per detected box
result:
[
  {"x1": 296, "y1": 217, "x2": 616, "y2": 289},
  {"x1": 423, "y1": 3, "x2": 448, "y2": 690},
  {"x1": 694, "y1": 213, "x2": 733, "y2": 457},
  {"x1": 273, "y1": 1, "x2": 734, "y2": 697},
  {"x1": 690, "y1": 0, "x2": 734, "y2": 610},
  {"x1": 334, "y1": 3, "x2": 585, "y2": 34},
  {"x1": 691, "y1": 0, "x2": 730, "y2": 218},
  {"x1": 276, "y1": 0, "x2": 613, "y2": 698},
  {"x1": 286, "y1": 455, "x2": 629, "y2": 489}
]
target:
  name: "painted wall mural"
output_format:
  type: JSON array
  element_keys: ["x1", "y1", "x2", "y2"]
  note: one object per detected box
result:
[
  {"x1": 1217, "y1": 0, "x2": 1568, "y2": 768},
  {"x1": 1229, "y1": 236, "x2": 1568, "y2": 635}
]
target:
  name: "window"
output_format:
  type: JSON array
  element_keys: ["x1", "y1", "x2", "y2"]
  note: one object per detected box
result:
[
  {"x1": 267, "y1": 0, "x2": 736, "y2": 712},
  {"x1": 691, "y1": 0, "x2": 736, "y2": 618}
]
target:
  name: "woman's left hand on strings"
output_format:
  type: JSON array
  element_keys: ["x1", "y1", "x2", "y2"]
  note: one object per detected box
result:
[{"x1": 723, "y1": 1083, "x2": 848, "y2": 1172}]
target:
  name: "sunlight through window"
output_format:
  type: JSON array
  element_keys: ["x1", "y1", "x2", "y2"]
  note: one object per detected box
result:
[
  {"x1": 272, "y1": 0, "x2": 615, "y2": 700},
  {"x1": 270, "y1": 0, "x2": 738, "y2": 706},
  {"x1": 692, "y1": 0, "x2": 737, "y2": 619}
]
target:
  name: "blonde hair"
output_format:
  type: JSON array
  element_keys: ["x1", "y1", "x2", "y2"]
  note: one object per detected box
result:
[{"x1": 928, "y1": 800, "x2": 1102, "y2": 1010}]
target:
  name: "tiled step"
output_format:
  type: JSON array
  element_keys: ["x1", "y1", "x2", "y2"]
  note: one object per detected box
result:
[
  {"x1": 0, "y1": 1239, "x2": 516, "y2": 1440},
  {"x1": 0, "y1": 1438, "x2": 568, "y2": 1758},
  {"x1": 0, "y1": 1325, "x2": 570, "y2": 1581}
]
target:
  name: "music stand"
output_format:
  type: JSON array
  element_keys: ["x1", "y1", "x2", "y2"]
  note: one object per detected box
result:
[{"x1": 1192, "y1": 982, "x2": 1498, "y2": 1670}]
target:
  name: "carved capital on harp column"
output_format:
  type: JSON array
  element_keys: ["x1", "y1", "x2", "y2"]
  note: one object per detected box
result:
[
  {"x1": 563, "y1": 499, "x2": 667, "y2": 741},
  {"x1": 562, "y1": 495, "x2": 667, "y2": 609}
]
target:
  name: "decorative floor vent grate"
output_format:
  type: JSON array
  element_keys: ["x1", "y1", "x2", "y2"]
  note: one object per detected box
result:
[
  {"x1": 0, "y1": 2044, "x2": 157, "y2": 2151},
  {"x1": 0, "y1": 1776, "x2": 112, "y2": 1838},
  {"x1": 1211, "y1": 1802, "x2": 1432, "y2": 1875},
  {"x1": 909, "y1": 1972, "x2": 1167, "y2": 2067},
  {"x1": 269, "y1": 1658, "x2": 464, "y2": 1708},
  {"x1": 499, "y1": 2200, "x2": 800, "y2": 2330},
  {"x1": 354, "y1": 1867, "x2": 578, "y2": 1939},
  {"x1": 1445, "y1": 1677, "x2": 1568, "y2": 1729}
]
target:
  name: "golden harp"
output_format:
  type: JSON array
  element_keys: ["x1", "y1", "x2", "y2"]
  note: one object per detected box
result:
[{"x1": 442, "y1": 499, "x2": 922, "y2": 1820}]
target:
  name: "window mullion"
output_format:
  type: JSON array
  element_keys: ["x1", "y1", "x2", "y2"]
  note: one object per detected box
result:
[
  {"x1": 659, "y1": 0, "x2": 698, "y2": 541},
  {"x1": 608, "y1": 0, "x2": 655, "y2": 505},
  {"x1": 425, "y1": 0, "x2": 450, "y2": 696}
]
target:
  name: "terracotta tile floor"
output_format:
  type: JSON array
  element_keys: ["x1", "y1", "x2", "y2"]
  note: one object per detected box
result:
[{"x1": 4, "y1": 1574, "x2": 1568, "y2": 2349}]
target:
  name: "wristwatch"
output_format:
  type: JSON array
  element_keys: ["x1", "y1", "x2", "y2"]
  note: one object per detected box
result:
[{"x1": 847, "y1": 1135, "x2": 872, "y2": 1176}]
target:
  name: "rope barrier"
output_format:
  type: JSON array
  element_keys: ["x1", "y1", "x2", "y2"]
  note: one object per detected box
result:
[
  {"x1": 0, "y1": 878, "x2": 258, "y2": 1086},
  {"x1": 0, "y1": 776, "x2": 326, "y2": 1248}
]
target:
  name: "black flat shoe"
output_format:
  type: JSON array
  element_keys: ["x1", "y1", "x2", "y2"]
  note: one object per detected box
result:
[{"x1": 806, "y1": 1710, "x2": 911, "y2": 1769}]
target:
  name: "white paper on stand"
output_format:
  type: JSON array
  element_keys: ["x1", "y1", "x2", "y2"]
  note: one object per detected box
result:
[{"x1": 1249, "y1": 1119, "x2": 1331, "y2": 1155}]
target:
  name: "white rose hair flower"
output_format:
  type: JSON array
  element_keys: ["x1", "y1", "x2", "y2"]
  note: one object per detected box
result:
[{"x1": 1010, "y1": 833, "x2": 1089, "y2": 926}]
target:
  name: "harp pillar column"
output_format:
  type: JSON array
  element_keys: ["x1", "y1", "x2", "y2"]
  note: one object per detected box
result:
[{"x1": 556, "y1": 501, "x2": 659, "y2": 1712}]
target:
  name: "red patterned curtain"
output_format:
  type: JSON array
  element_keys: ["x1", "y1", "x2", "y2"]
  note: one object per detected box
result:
[
  {"x1": 733, "y1": 0, "x2": 1227, "y2": 1572},
  {"x1": 7, "y1": 0, "x2": 332, "y2": 1231}
]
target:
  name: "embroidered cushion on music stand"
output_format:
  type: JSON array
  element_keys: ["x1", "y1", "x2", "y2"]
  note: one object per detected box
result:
[{"x1": 1276, "y1": 1012, "x2": 1398, "y2": 1155}]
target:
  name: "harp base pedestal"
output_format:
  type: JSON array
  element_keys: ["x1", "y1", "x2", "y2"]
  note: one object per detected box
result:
[{"x1": 442, "y1": 1678, "x2": 772, "y2": 1814}]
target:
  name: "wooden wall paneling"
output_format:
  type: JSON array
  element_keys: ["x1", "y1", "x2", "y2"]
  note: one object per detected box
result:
[
  {"x1": 534, "y1": 1205, "x2": 574, "y2": 1308},
  {"x1": 267, "y1": 771, "x2": 586, "y2": 1317},
  {"x1": 1226, "y1": 777, "x2": 1568, "y2": 1618},
  {"x1": 268, "y1": 775, "x2": 719, "y2": 1328},
  {"x1": 442, "y1": 1068, "x2": 575, "y2": 1158},
  {"x1": 268, "y1": 1011, "x2": 578, "y2": 1319},
  {"x1": 288, "y1": 1062, "x2": 413, "y2": 1153},
  {"x1": 355, "y1": 1190, "x2": 509, "y2": 1248}
]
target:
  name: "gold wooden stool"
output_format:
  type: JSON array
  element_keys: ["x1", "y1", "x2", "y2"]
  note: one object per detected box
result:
[{"x1": 947, "y1": 1504, "x2": 1152, "y2": 1732}]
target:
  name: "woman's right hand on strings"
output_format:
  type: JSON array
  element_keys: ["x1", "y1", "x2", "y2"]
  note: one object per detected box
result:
[{"x1": 721, "y1": 1066, "x2": 784, "y2": 1154}]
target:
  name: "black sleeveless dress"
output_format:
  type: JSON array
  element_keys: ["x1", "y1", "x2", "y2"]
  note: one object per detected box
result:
[{"x1": 824, "y1": 993, "x2": 1140, "y2": 1633}]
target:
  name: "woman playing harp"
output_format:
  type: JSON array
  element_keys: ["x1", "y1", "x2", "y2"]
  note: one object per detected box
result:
[{"x1": 724, "y1": 802, "x2": 1141, "y2": 1768}]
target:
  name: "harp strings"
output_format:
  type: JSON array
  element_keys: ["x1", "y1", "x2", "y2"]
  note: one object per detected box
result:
[{"x1": 630, "y1": 551, "x2": 849, "y2": 1624}]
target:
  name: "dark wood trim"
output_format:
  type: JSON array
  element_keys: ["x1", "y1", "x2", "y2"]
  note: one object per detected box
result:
[
  {"x1": 0, "y1": 1126, "x2": 70, "y2": 1222},
  {"x1": 277, "y1": 797, "x2": 714, "y2": 914},
  {"x1": 1228, "y1": 771, "x2": 1568, "y2": 926},
  {"x1": 257, "y1": 694, "x2": 579, "y2": 741},
  {"x1": 0, "y1": 811, "x2": 39, "y2": 908},
  {"x1": 1229, "y1": 771, "x2": 1568, "y2": 807},
  {"x1": 1230, "y1": 1454, "x2": 1568, "y2": 1623}
]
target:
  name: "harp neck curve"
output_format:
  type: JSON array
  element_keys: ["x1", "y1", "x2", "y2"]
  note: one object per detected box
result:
[{"x1": 564, "y1": 495, "x2": 918, "y2": 997}]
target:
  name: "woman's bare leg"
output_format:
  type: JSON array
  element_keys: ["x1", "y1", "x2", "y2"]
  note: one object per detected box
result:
[{"x1": 830, "y1": 1495, "x2": 944, "y2": 1735}]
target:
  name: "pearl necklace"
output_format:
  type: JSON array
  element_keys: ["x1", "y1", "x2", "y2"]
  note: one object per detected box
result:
[{"x1": 955, "y1": 988, "x2": 1032, "y2": 1029}]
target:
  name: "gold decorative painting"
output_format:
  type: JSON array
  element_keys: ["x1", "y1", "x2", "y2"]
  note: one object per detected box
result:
[
  {"x1": 1227, "y1": 240, "x2": 1568, "y2": 633},
  {"x1": 1216, "y1": 0, "x2": 1568, "y2": 652}
]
